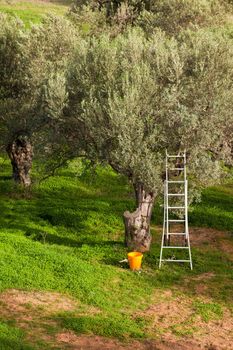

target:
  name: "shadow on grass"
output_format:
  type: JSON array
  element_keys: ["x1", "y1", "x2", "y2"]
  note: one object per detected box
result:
[
  {"x1": 24, "y1": 228, "x2": 125, "y2": 252},
  {"x1": 189, "y1": 187, "x2": 233, "y2": 231},
  {"x1": 0, "y1": 175, "x2": 12, "y2": 181},
  {"x1": 0, "y1": 160, "x2": 134, "y2": 250},
  {"x1": 0, "y1": 339, "x2": 33, "y2": 350},
  {"x1": 54, "y1": 313, "x2": 145, "y2": 339}
]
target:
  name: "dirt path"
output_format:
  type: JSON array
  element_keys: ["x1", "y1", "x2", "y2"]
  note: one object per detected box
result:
[
  {"x1": 137, "y1": 288, "x2": 233, "y2": 350},
  {"x1": 154, "y1": 225, "x2": 233, "y2": 261}
]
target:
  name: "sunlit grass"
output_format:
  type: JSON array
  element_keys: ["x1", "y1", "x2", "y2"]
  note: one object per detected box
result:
[{"x1": 0, "y1": 0, "x2": 72, "y2": 27}]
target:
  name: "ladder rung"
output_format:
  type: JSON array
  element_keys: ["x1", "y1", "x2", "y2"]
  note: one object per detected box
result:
[
  {"x1": 169, "y1": 168, "x2": 184, "y2": 171},
  {"x1": 167, "y1": 155, "x2": 185, "y2": 158},
  {"x1": 168, "y1": 193, "x2": 185, "y2": 196},
  {"x1": 168, "y1": 219, "x2": 185, "y2": 222},
  {"x1": 168, "y1": 206, "x2": 185, "y2": 209},
  {"x1": 162, "y1": 246, "x2": 189, "y2": 249},
  {"x1": 167, "y1": 181, "x2": 185, "y2": 183},
  {"x1": 161, "y1": 259, "x2": 191, "y2": 262},
  {"x1": 168, "y1": 232, "x2": 186, "y2": 235}
]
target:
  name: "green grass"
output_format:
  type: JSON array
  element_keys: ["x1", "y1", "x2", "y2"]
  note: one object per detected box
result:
[
  {"x1": 0, "y1": 321, "x2": 33, "y2": 350},
  {"x1": 56, "y1": 313, "x2": 147, "y2": 339},
  {"x1": 189, "y1": 184, "x2": 233, "y2": 231},
  {"x1": 0, "y1": 158, "x2": 232, "y2": 347},
  {"x1": 0, "y1": 0, "x2": 72, "y2": 27},
  {"x1": 192, "y1": 300, "x2": 223, "y2": 322}
]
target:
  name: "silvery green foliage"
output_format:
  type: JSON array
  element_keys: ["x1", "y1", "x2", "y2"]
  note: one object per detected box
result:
[
  {"x1": 0, "y1": 14, "x2": 76, "y2": 149},
  {"x1": 68, "y1": 3, "x2": 108, "y2": 36},
  {"x1": 137, "y1": 0, "x2": 226, "y2": 36},
  {"x1": 71, "y1": 0, "x2": 227, "y2": 36},
  {"x1": 68, "y1": 27, "x2": 233, "y2": 196}
]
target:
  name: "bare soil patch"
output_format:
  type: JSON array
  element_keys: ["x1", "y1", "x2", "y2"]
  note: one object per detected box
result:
[
  {"x1": 190, "y1": 272, "x2": 216, "y2": 281},
  {"x1": 182, "y1": 272, "x2": 217, "y2": 295},
  {"x1": 219, "y1": 240, "x2": 233, "y2": 261},
  {"x1": 139, "y1": 289, "x2": 233, "y2": 350},
  {"x1": 56, "y1": 332, "x2": 201, "y2": 350},
  {"x1": 0, "y1": 289, "x2": 80, "y2": 346},
  {"x1": 189, "y1": 227, "x2": 233, "y2": 262},
  {"x1": 189, "y1": 227, "x2": 230, "y2": 247},
  {"x1": 0, "y1": 289, "x2": 77, "y2": 315},
  {"x1": 0, "y1": 288, "x2": 232, "y2": 349},
  {"x1": 155, "y1": 225, "x2": 233, "y2": 259},
  {"x1": 0, "y1": 289, "x2": 200, "y2": 350}
]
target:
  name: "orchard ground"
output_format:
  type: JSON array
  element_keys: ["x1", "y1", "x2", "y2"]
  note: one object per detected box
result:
[{"x1": 0, "y1": 158, "x2": 232, "y2": 349}]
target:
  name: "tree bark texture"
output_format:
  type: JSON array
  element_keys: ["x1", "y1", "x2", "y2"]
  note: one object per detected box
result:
[
  {"x1": 7, "y1": 136, "x2": 33, "y2": 187},
  {"x1": 123, "y1": 183, "x2": 155, "y2": 252}
]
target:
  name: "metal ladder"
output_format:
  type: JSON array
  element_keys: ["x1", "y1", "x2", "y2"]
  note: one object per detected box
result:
[{"x1": 159, "y1": 150, "x2": 193, "y2": 270}]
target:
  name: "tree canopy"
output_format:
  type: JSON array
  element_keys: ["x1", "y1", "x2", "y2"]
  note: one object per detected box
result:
[
  {"x1": 0, "y1": 1, "x2": 233, "y2": 250},
  {"x1": 71, "y1": 0, "x2": 228, "y2": 35},
  {"x1": 64, "y1": 27, "x2": 233, "y2": 249},
  {"x1": 67, "y1": 28, "x2": 233, "y2": 189},
  {"x1": 0, "y1": 14, "x2": 76, "y2": 185}
]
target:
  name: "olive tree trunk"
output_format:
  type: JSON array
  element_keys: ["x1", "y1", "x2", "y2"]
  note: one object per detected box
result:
[
  {"x1": 6, "y1": 136, "x2": 33, "y2": 187},
  {"x1": 123, "y1": 183, "x2": 155, "y2": 252}
]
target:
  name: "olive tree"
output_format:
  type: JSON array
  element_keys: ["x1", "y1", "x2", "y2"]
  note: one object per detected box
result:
[
  {"x1": 66, "y1": 28, "x2": 233, "y2": 251},
  {"x1": 136, "y1": 0, "x2": 226, "y2": 35},
  {"x1": 71, "y1": 0, "x2": 227, "y2": 35},
  {"x1": 0, "y1": 15, "x2": 76, "y2": 186}
]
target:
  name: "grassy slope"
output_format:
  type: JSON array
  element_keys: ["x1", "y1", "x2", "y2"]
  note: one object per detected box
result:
[
  {"x1": 0, "y1": 158, "x2": 232, "y2": 348},
  {"x1": 0, "y1": 0, "x2": 72, "y2": 27}
]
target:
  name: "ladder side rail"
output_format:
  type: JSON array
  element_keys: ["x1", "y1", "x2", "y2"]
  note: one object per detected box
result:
[
  {"x1": 185, "y1": 179, "x2": 188, "y2": 239},
  {"x1": 187, "y1": 232, "x2": 193, "y2": 270},
  {"x1": 184, "y1": 151, "x2": 187, "y2": 239},
  {"x1": 185, "y1": 177, "x2": 193, "y2": 270},
  {"x1": 159, "y1": 182, "x2": 166, "y2": 268},
  {"x1": 184, "y1": 150, "x2": 187, "y2": 180},
  {"x1": 165, "y1": 180, "x2": 169, "y2": 240},
  {"x1": 184, "y1": 151, "x2": 193, "y2": 269},
  {"x1": 165, "y1": 151, "x2": 169, "y2": 241}
]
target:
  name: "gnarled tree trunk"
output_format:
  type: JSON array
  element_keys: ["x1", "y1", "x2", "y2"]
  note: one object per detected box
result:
[
  {"x1": 6, "y1": 136, "x2": 33, "y2": 187},
  {"x1": 123, "y1": 183, "x2": 155, "y2": 252}
]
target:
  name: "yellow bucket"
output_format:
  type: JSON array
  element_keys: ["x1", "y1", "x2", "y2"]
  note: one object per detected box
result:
[{"x1": 128, "y1": 252, "x2": 143, "y2": 271}]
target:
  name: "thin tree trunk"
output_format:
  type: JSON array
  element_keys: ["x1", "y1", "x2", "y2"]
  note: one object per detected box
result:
[
  {"x1": 123, "y1": 182, "x2": 155, "y2": 252},
  {"x1": 6, "y1": 136, "x2": 33, "y2": 187}
]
